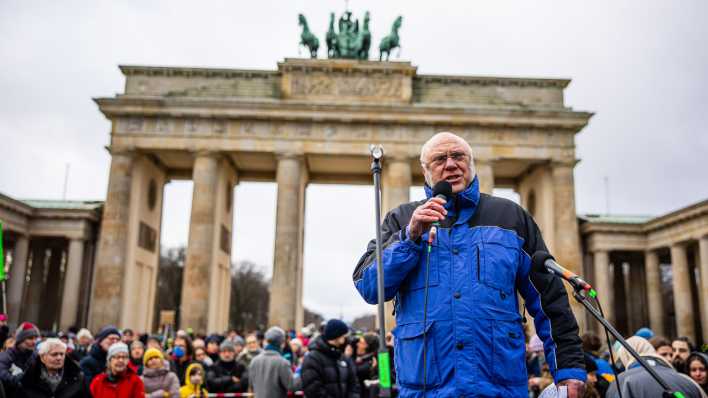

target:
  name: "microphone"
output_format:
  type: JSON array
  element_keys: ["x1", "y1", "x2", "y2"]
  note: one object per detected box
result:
[
  {"x1": 428, "y1": 181, "x2": 453, "y2": 244},
  {"x1": 531, "y1": 251, "x2": 596, "y2": 296}
]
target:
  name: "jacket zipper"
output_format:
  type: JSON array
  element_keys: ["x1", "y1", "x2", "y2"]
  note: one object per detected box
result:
[{"x1": 476, "y1": 245, "x2": 481, "y2": 281}]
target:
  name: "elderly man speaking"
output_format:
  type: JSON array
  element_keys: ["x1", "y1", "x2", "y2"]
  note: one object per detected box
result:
[{"x1": 353, "y1": 132, "x2": 586, "y2": 397}]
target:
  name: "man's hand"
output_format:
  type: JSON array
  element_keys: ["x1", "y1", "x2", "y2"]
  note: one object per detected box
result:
[
  {"x1": 408, "y1": 197, "x2": 447, "y2": 241},
  {"x1": 558, "y1": 379, "x2": 585, "y2": 398}
]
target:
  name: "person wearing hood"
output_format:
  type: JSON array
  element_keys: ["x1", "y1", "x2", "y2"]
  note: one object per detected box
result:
[
  {"x1": 301, "y1": 319, "x2": 360, "y2": 398},
  {"x1": 179, "y1": 363, "x2": 208, "y2": 398},
  {"x1": 18, "y1": 338, "x2": 89, "y2": 398},
  {"x1": 237, "y1": 333, "x2": 263, "y2": 368},
  {"x1": 0, "y1": 321, "x2": 40, "y2": 394},
  {"x1": 90, "y1": 342, "x2": 144, "y2": 397},
  {"x1": 688, "y1": 352, "x2": 708, "y2": 395},
  {"x1": 606, "y1": 336, "x2": 704, "y2": 398},
  {"x1": 249, "y1": 327, "x2": 296, "y2": 398},
  {"x1": 142, "y1": 348, "x2": 180, "y2": 398},
  {"x1": 206, "y1": 340, "x2": 248, "y2": 393},
  {"x1": 79, "y1": 325, "x2": 121, "y2": 387}
]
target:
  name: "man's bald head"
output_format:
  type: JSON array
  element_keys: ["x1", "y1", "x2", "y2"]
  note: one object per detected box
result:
[{"x1": 419, "y1": 132, "x2": 476, "y2": 193}]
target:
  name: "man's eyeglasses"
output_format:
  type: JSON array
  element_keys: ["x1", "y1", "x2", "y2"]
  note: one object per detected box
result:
[{"x1": 427, "y1": 151, "x2": 470, "y2": 167}]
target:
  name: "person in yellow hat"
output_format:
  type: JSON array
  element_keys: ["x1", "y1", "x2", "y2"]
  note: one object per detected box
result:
[
  {"x1": 180, "y1": 363, "x2": 208, "y2": 398},
  {"x1": 142, "y1": 347, "x2": 180, "y2": 397}
]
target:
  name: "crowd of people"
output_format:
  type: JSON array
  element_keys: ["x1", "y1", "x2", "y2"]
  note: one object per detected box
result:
[
  {"x1": 0, "y1": 316, "x2": 388, "y2": 398},
  {"x1": 527, "y1": 327, "x2": 708, "y2": 397},
  {"x1": 0, "y1": 311, "x2": 705, "y2": 397}
]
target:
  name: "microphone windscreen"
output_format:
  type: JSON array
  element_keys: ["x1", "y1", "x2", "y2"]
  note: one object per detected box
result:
[
  {"x1": 432, "y1": 180, "x2": 453, "y2": 200},
  {"x1": 531, "y1": 251, "x2": 554, "y2": 273}
]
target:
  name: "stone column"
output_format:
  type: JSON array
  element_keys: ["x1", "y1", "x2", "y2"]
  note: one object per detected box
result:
[
  {"x1": 645, "y1": 250, "x2": 665, "y2": 335},
  {"x1": 182, "y1": 152, "x2": 220, "y2": 333},
  {"x1": 39, "y1": 246, "x2": 65, "y2": 330},
  {"x1": 475, "y1": 159, "x2": 494, "y2": 194},
  {"x1": 593, "y1": 251, "x2": 613, "y2": 324},
  {"x1": 89, "y1": 151, "x2": 134, "y2": 330},
  {"x1": 269, "y1": 154, "x2": 307, "y2": 329},
  {"x1": 670, "y1": 243, "x2": 695, "y2": 341},
  {"x1": 698, "y1": 236, "x2": 708, "y2": 343},
  {"x1": 551, "y1": 162, "x2": 585, "y2": 331},
  {"x1": 382, "y1": 157, "x2": 412, "y2": 330},
  {"x1": 60, "y1": 238, "x2": 85, "y2": 330},
  {"x1": 24, "y1": 243, "x2": 47, "y2": 324},
  {"x1": 7, "y1": 235, "x2": 29, "y2": 325}
]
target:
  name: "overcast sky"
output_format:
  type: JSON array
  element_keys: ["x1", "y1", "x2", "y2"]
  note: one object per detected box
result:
[{"x1": 1, "y1": 1, "x2": 707, "y2": 322}]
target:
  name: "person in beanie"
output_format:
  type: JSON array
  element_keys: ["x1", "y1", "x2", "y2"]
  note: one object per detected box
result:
[
  {"x1": 18, "y1": 338, "x2": 89, "y2": 398},
  {"x1": 179, "y1": 363, "x2": 208, "y2": 398},
  {"x1": 90, "y1": 342, "x2": 144, "y2": 397},
  {"x1": 142, "y1": 347, "x2": 180, "y2": 398},
  {"x1": 248, "y1": 326, "x2": 296, "y2": 398},
  {"x1": 301, "y1": 319, "x2": 360, "y2": 398},
  {"x1": 206, "y1": 339, "x2": 248, "y2": 393},
  {"x1": 79, "y1": 325, "x2": 121, "y2": 387},
  {"x1": 0, "y1": 321, "x2": 40, "y2": 394}
]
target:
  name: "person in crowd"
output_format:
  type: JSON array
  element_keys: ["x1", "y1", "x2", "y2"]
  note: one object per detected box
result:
[
  {"x1": 673, "y1": 336, "x2": 695, "y2": 375},
  {"x1": 73, "y1": 329, "x2": 93, "y2": 362},
  {"x1": 527, "y1": 334, "x2": 545, "y2": 378},
  {"x1": 650, "y1": 336, "x2": 674, "y2": 363},
  {"x1": 2, "y1": 337, "x2": 14, "y2": 352},
  {"x1": 206, "y1": 340, "x2": 248, "y2": 393},
  {"x1": 90, "y1": 342, "x2": 144, "y2": 397},
  {"x1": 232, "y1": 335, "x2": 245, "y2": 357},
  {"x1": 249, "y1": 326, "x2": 296, "y2": 398},
  {"x1": 354, "y1": 332, "x2": 378, "y2": 397},
  {"x1": 204, "y1": 335, "x2": 221, "y2": 364},
  {"x1": 129, "y1": 340, "x2": 145, "y2": 375},
  {"x1": 79, "y1": 325, "x2": 121, "y2": 387},
  {"x1": 122, "y1": 329, "x2": 136, "y2": 345},
  {"x1": 237, "y1": 333, "x2": 263, "y2": 368},
  {"x1": 301, "y1": 319, "x2": 359, "y2": 398},
  {"x1": 142, "y1": 347, "x2": 180, "y2": 398},
  {"x1": 147, "y1": 335, "x2": 163, "y2": 351},
  {"x1": 170, "y1": 335, "x2": 196, "y2": 385},
  {"x1": 354, "y1": 132, "x2": 586, "y2": 397},
  {"x1": 0, "y1": 322, "x2": 41, "y2": 394},
  {"x1": 18, "y1": 338, "x2": 88, "y2": 398},
  {"x1": 179, "y1": 363, "x2": 208, "y2": 398},
  {"x1": 194, "y1": 347, "x2": 213, "y2": 368},
  {"x1": 688, "y1": 352, "x2": 708, "y2": 395},
  {"x1": 290, "y1": 338, "x2": 306, "y2": 370},
  {"x1": 0, "y1": 314, "x2": 9, "y2": 350},
  {"x1": 606, "y1": 336, "x2": 703, "y2": 398},
  {"x1": 192, "y1": 338, "x2": 206, "y2": 351},
  {"x1": 582, "y1": 332, "x2": 615, "y2": 384}
]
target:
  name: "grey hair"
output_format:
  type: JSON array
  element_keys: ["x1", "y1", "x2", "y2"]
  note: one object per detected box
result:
[
  {"x1": 38, "y1": 338, "x2": 67, "y2": 356},
  {"x1": 419, "y1": 132, "x2": 476, "y2": 186}
]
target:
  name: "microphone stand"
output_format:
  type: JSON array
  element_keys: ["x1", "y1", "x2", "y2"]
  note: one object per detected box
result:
[
  {"x1": 571, "y1": 288, "x2": 685, "y2": 398},
  {"x1": 370, "y1": 144, "x2": 392, "y2": 398}
]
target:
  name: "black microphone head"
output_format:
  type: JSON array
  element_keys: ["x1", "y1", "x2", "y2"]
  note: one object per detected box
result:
[
  {"x1": 432, "y1": 180, "x2": 453, "y2": 200},
  {"x1": 531, "y1": 251, "x2": 555, "y2": 273}
]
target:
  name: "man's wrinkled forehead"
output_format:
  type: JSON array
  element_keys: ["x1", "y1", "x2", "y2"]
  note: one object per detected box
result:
[{"x1": 421, "y1": 132, "x2": 472, "y2": 161}]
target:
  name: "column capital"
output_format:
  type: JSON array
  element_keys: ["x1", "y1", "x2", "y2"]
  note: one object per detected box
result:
[
  {"x1": 106, "y1": 146, "x2": 137, "y2": 157},
  {"x1": 550, "y1": 159, "x2": 580, "y2": 169},
  {"x1": 191, "y1": 149, "x2": 222, "y2": 159},
  {"x1": 275, "y1": 151, "x2": 305, "y2": 162}
]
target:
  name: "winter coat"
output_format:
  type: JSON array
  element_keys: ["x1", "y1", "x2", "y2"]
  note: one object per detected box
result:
[
  {"x1": 89, "y1": 366, "x2": 145, "y2": 398},
  {"x1": 248, "y1": 350, "x2": 295, "y2": 398},
  {"x1": 354, "y1": 177, "x2": 586, "y2": 398},
  {"x1": 301, "y1": 337, "x2": 359, "y2": 398},
  {"x1": 606, "y1": 356, "x2": 705, "y2": 398},
  {"x1": 354, "y1": 352, "x2": 376, "y2": 396},
  {"x1": 179, "y1": 363, "x2": 208, "y2": 398},
  {"x1": 206, "y1": 359, "x2": 248, "y2": 392},
  {"x1": 142, "y1": 367, "x2": 180, "y2": 398},
  {"x1": 78, "y1": 344, "x2": 107, "y2": 387},
  {"x1": 237, "y1": 349, "x2": 262, "y2": 368},
  {"x1": 18, "y1": 356, "x2": 89, "y2": 398},
  {"x1": 170, "y1": 358, "x2": 196, "y2": 386},
  {"x1": 0, "y1": 345, "x2": 35, "y2": 393}
]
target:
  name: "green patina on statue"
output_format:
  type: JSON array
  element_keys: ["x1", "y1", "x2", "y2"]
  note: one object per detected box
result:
[{"x1": 297, "y1": 11, "x2": 402, "y2": 61}]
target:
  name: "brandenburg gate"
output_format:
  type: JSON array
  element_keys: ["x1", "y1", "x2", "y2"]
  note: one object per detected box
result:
[{"x1": 90, "y1": 58, "x2": 591, "y2": 334}]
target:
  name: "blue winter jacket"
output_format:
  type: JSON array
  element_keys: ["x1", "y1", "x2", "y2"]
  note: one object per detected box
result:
[{"x1": 353, "y1": 178, "x2": 585, "y2": 397}]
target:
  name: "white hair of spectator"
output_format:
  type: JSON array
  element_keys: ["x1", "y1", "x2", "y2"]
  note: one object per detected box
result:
[
  {"x1": 38, "y1": 338, "x2": 67, "y2": 356},
  {"x1": 76, "y1": 328, "x2": 93, "y2": 340}
]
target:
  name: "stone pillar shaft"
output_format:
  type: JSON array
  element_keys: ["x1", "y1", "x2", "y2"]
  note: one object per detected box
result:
[
  {"x1": 89, "y1": 152, "x2": 134, "y2": 330},
  {"x1": 60, "y1": 239, "x2": 85, "y2": 330},
  {"x1": 593, "y1": 251, "x2": 613, "y2": 325},
  {"x1": 382, "y1": 157, "x2": 412, "y2": 330},
  {"x1": 670, "y1": 243, "x2": 695, "y2": 341},
  {"x1": 698, "y1": 236, "x2": 708, "y2": 343},
  {"x1": 24, "y1": 243, "x2": 47, "y2": 324},
  {"x1": 182, "y1": 153, "x2": 220, "y2": 333},
  {"x1": 645, "y1": 250, "x2": 665, "y2": 335},
  {"x1": 7, "y1": 235, "x2": 29, "y2": 326},
  {"x1": 551, "y1": 163, "x2": 585, "y2": 331},
  {"x1": 476, "y1": 160, "x2": 494, "y2": 194},
  {"x1": 269, "y1": 155, "x2": 306, "y2": 329}
]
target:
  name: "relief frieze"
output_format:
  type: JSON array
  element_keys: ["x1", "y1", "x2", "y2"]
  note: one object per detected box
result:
[{"x1": 289, "y1": 73, "x2": 406, "y2": 101}]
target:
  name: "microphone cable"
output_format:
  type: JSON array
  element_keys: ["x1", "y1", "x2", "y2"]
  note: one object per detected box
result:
[{"x1": 422, "y1": 224, "x2": 437, "y2": 393}]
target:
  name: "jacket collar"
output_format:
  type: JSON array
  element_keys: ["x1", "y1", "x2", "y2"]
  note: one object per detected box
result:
[{"x1": 424, "y1": 176, "x2": 480, "y2": 226}]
